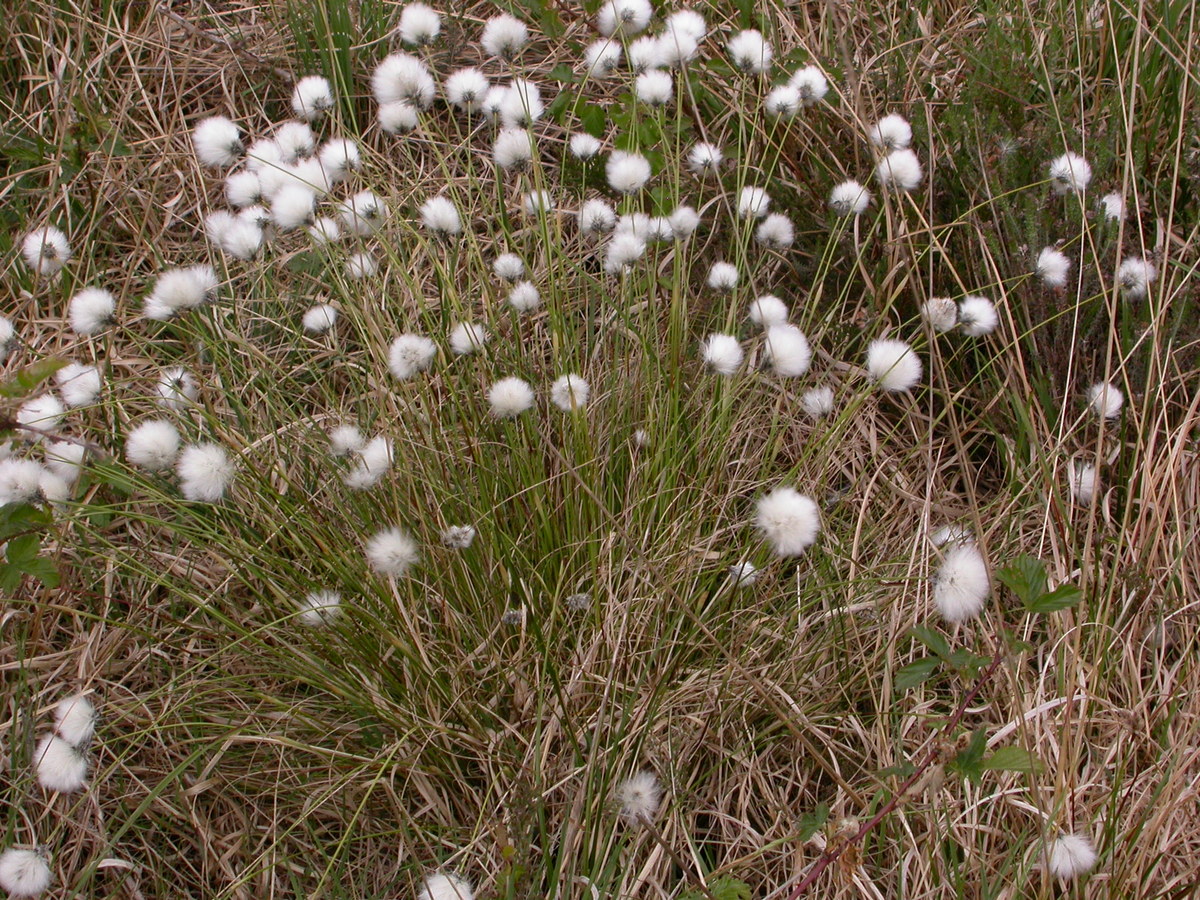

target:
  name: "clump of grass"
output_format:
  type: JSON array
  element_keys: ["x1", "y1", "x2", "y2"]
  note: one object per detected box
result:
[{"x1": 1, "y1": 0, "x2": 1198, "y2": 897}]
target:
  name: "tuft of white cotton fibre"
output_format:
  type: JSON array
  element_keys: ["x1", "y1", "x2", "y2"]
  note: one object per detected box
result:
[
  {"x1": 866, "y1": 339, "x2": 921, "y2": 392},
  {"x1": 802, "y1": 386, "x2": 835, "y2": 419},
  {"x1": 1036, "y1": 247, "x2": 1072, "y2": 288},
  {"x1": 764, "y1": 324, "x2": 811, "y2": 377},
  {"x1": 302, "y1": 304, "x2": 338, "y2": 334},
  {"x1": 0, "y1": 848, "x2": 52, "y2": 898},
  {"x1": 35, "y1": 734, "x2": 88, "y2": 792},
  {"x1": 291, "y1": 75, "x2": 334, "y2": 120},
  {"x1": 177, "y1": 443, "x2": 235, "y2": 502},
  {"x1": 1087, "y1": 381, "x2": 1123, "y2": 419},
  {"x1": 418, "y1": 872, "x2": 475, "y2": 900},
  {"x1": 550, "y1": 374, "x2": 590, "y2": 411},
  {"x1": 53, "y1": 694, "x2": 96, "y2": 747},
  {"x1": 192, "y1": 115, "x2": 242, "y2": 167},
  {"x1": 365, "y1": 527, "x2": 419, "y2": 577},
  {"x1": 829, "y1": 180, "x2": 870, "y2": 216},
  {"x1": 616, "y1": 770, "x2": 661, "y2": 823},
  {"x1": 69, "y1": 288, "x2": 116, "y2": 335},
  {"x1": 933, "y1": 542, "x2": 989, "y2": 623},
  {"x1": 1049, "y1": 152, "x2": 1092, "y2": 194},
  {"x1": 480, "y1": 14, "x2": 528, "y2": 58},
  {"x1": 126, "y1": 420, "x2": 180, "y2": 472},
  {"x1": 755, "y1": 487, "x2": 820, "y2": 557},
  {"x1": 488, "y1": 377, "x2": 534, "y2": 418},
  {"x1": 449, "y1": 322, "x2": 489, "y2": 356},
  {"x1": 875, "y1": 149, "x2": 923, "y2": 191},
  {"x1": 55, "y1": 363, "x2": 102, "y2": 408},
  {"x1": 869, "y1": 114, "x2": 912, "y2": 150},
  {"x1": 922, "y1": 297, "x2": 958, "y2": 333},
  {"x1": 702, "y1": 334, "x2": 743, "y2": 375},
  {"x1": 388, "y1": 334, "x2": 436, "y2": 380},
  {"x1": 1046, "y1": 833, "x2": 1098, "y2": 882},
  {"x1": 958, "y1": 295, "x2": 998, "y2": 336}
]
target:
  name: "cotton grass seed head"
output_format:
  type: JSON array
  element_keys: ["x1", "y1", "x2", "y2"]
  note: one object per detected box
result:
[
  {"x1": 371, "y1": 53, "x2": 435, "y2": 108},
  {"x1": 616, "y1": 770, "x2": 661, "y2": 823},
  {"x1": 418, "y1": 872, "x2": 475, "y2": 900},
  {"x1": 756, "y1": 487, "x2": 820, "y2": 557},
  {"x1": 569, "y1": 133, "x2": 602, "y2": 161},
  {"x1": 707, "y1": 261, "x2": 738, "y2": 292},
  {"x1": 1036, "y1": 247, "x2": 1072, "y2": 287},
  {"x1": 343, "y1": 436, "x2": 393, "y2": 490},
  {"x1": 765, "y1": 84, "x2": 801, "y2": 118},
  {"x1": 0, "y1": 317, "x2": 15, "y2": 361},
  {"x1": 922, "y1": 297, "x2": 957, "y2": 333},
  {"x1": 328, "y1": 425, "x2": 366, "y2": 458},
  {"x1": 273, "y1": 121, "x2": 316, "y2": 162},
  {"x1": 0, "y1": 459, "x2": 46, "y2": 506},
  {"x1": 192, "y1": 115, "x2": 242, "y2": 167},
  {"x1": 298, "y1": 590, "x2": 340, "y2": 626},
  {"x1": 728, "y1": 561, "x2": 759, "y2": 587},
  {"x1": 583, "y1": 40, "x2": 622, "y2": 78},
  {"x1": 441, "y1": 525, "x2": 477, "y2": 549},
  {"x1": 764, "y1": 324, "x2": 812, "y2": 377},
  {"x1": 507, "y1": 281, "x2": 540, "y2": 312},
  {"x1": 365, "y1": 526, "x2": 419, "y2": 577},
  {"x1": 449, "y1": 322, "x2": 489, "y2": 355},
  {"x1": 317, "y1": 138, "x2": 361, "y2": 182},
  {"x1": 958, "y1": 295, "x2": 998, "y2": 336},
  {"x1": 1069, "y1": 460, "x2": 1097, "y2": 505},
  {"x1": 126, "y1": 420, "x2": 181, "y2": 472},
  {"x1": 702, "y1": 333, "x2": 743, "y2": 375},
  {"x1": 875, "y1": 149, "x2": 923, "y2": 191},
  {"x1": 488, "y1": 377, "x2": 535, "y2": 418},
  {"x1": 21, "y1": 226, "x2": 71, "y2": 278},
  {"x1": 35, "y1": 734, "x2": 88, "y2": 792},
  {"x1": 606, "y1": 151, "x2": 651, "y2": 194},
  {"x1": 346, "y1": 252, "x2": 378, "y2": 280},
  {"x1": 225, "y1": 170, "x2": 262, "y2": 208},
  {"x1": 493, "y1": 253, "x2": 525, "y2": 281},
  {"x1": 829, "y1": 180, "x2": 870, "y2": 216},
  {"x1": 635, "y1": 69, "x2": 673, "y2": 107},
  {"x1": 493, "y1": 128, "x2": 534, "y2": 171},
  {"x1": 420, "y1": 195, "x2": 462, "y2": 236},
  {"x1": 389, "y1": 334, "x2": 437, "y2": 380},
  {"x1": 1099, "y1": 192, "x2": 1125, "y2": 222},
  {"x1": 749, "y1": 294, "x2": 788, "y2": 328},
  {"x1": 869, "y1": 114, "x2": 912, "y2": 151},
  {"x1": 789, "y1": 65, "x2": 829, "y2": 105},
  {"x1": 1116, "y1": 256, "x2": 1156, "y2": 299},
  {"x1": 550, "y1": 374, "x2": 590, "y2": 411},
  {"x1": 523, "y1": 190, "x2": 553, "y2": 217},
  {"x1": 665, "y1": 8, "x2": 706, "y2": 42},
  {"x1": 53, "y1": 693, "x2": 96, "y2": 747},
  {"x1": 604, "y1": 234, "x2": 646, "y2": 274},
  {"x1": 687, "y1": 141, "x2": 723, "y2": 177},
  {"x1": 17, "y1": 394, "x2": 65, "y2": 437},
  {"x1": 1049, "y1": 151, "x2": 1092, "y2": 194},
  {"x1": 155, "y1": 364, "x2": 200, "y2": 406},
  {"x1": 340, "y1": 190, "x2": 384, "y2": 235},
  {"x1": 627, "y1": 35, "x2": 667, "y2": 72},
  {"x1": 1086, "y1": 381, "x2": 1123, "y2": 418},
  {"x1": 445, "y1": 68, "x2": 489, "y2": 112},
  {"x1": 177, "y1": 443, "x2": 236, "y2": 502},
  {"x1": 55, "y1": 363, "x2": 102, "y2": 408},
  {"x1": 378, "y1": 101, "x2": 420, "y2": 134},
  {"x1": 302, "y1": 304, "x2": 338, "y2": 334},
  {"x1": 398, "y1": 2, "x2": 441, "y2": 45},
  {"x1": 0, "y1": 847, "x2": 52, "y2": 898},
  {"x1": 69, "y1": 288, "x2": 115, "y2": 335},
  {"x1": 597, "y1": 0, "x2": 652, "y2": 37},
  {"x1": 668, "y1": 205, "x2": 700, "y2": 239},
  {"x1": 933, "y1": 542, "x2": 989, "y2": 623},
  {"x1": 802, "y1": 386, "x2": 835, "y2": 419},
  {"x1": 737, "y1": 186, "x2": 770, "y2": 219},
  {"x1": 270, "y1": 184, "x2": 316, "y2": 230},
  {"x1": 45, "y1": 440, "x2": 86, "y2": 484},
  {"x1": 866, "y1": 339, "x2": 921, "y2": 392},
  {"x1": 577, "y1": 200, "x2": 616, "y2": 236},
  {"x1": 500, "y1": 79, "x2": 544, "y2": 128},
  {"x1": 480, "y1": 13, "x2": 528, "y2": 58},
  {"x1": 291, "y1": 75, "x2": 334, "y2": 120},
  {"x1": 1046, "y1": 833, "x2": 1098, "y2": 882},
  {"x1": 727, "y1": 29, "x2": 772, "y2": 74},
  {"x1": 756, "y1": 213, "x2": 794, "y2": 249}
]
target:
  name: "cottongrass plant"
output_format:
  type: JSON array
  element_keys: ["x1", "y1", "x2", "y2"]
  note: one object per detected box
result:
[{"x1": 3, "y1": 0, "x2": 1198, "y2": 897}]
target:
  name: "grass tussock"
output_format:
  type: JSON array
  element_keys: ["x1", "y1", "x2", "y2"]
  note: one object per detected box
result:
[{"x1": 1, "y1": 0, "x2": 1199, "y2": 897}]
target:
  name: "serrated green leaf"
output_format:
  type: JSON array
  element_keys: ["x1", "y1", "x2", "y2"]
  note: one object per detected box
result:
[
  {"x1": 797, "y1": 802, "x2": 829, "y2": 840},
  {"x1": 949, "y1": 728, "x2": 989, "y2": 784},
  {"x1": 6, "y1": 533, "x2": 41, "y2": 565},
  {"x1": 946, "y1": 648, "x2": 991, "y2": 673},
  {"x1": 579, "y1": 102, "x2": 606, "y2": 137},
  {"x1": 895, "y1": 655, "x2": 940, "y2": 690},
  {"x1": 0, "y1": 358, "x2": 68, "y2": 399},
  {"x1": 20, "y1": 556, "x2": 59, "y2": 588},
  {"x1": 0, "y1": 503, "x2": 52, "y2": 540},
  {"x1": 680, "y1": 876, "x2": 751, "y2": 900},
  {"x1": 982, "y1": 745, "x2": 1042, "y2": 773},
  {"x1": 1028, "y1": 584, "x2": 1083, "y2": 614},
  {"x1": 910, "y1": 624, "x2": 951, "y2": 660},
  {"x1": 546, "y1": 63, "x2": 575, "y2": 84},
  {"x1": 996, "y1": 554, "x2": 1047, "y2": 607}
]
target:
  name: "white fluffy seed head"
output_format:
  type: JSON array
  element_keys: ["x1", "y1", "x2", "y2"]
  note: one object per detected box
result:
[
  {"x1": 1036, "y1": 247, "x2": 1072, "y2": 287},
  {"x1": 35, "y1": 734, "x2": 88, "y2": 792},
  {"x1": 343, "y1": 436, "x2": 393, "y2": 490},
  {"x1": 933, "y1": 542, "x2": 989, "y2": 623},
  {"x1": 291, "y1": 75, "x2": 334, "y2": 120},
  {"x1": 192, "y1": 115, "x2": 242, "y2": 167},
  {"x1": 802, "y1": 386, "x2": 835, "y2": 419},
  {"x1": 493, "y1": 128, "x2": 534, "y2": 171},
  {"x1": 273, "y1": 121, "x2": 316, "y2": 162},
  {"x1": 398, "y1": 2, "x2": 441, "y2": 45},
  {"x1": 0, "y1": 316, "x2": 15, "y2": 360},
  {"x1": 635, "y1": 69, "x2": 673, "y2": 106},
  {"x1": 707, "y1": 261, "x2": 738, "y2": 292},
  {"x1": 17, "y1": 394, "x2": 65, "y2": 437},
  {"x1": 420, "y1": 195, "x2": 462, "y2": 235},
  {"x1": 155, "y1": 367, "x2": 198, "y2": 411},
  {"x1": 737, "y1": 186, "x2": 771, "y2": 219},
  {"x1": 302, "y1": 304, "x2": 338, "y2": 334},
  {"x1": 765, "y1": 84, "x2": 801, "y2": 118},
  {"x1": 388, "y1": 334, "x2": 437, "y2": 380},
  {"x1": 1069, "y1": 460, "x2": 1097, "y2": 505},
  {"x1": 493, "y1": 253, "x2": 525, "y2": 281},
  {"x1": 0, "y1": 459, "x2": 44, "y2": 505},
  {"x1": 606, "y1": 151, "x2": 652, "y2": 194},
  {"x1": 603, "y1": 234, "x2": 646, "y2": 273},
  {"x1": 0, "y1": 847, "x2": 52, "y2": 897},
  {"x1": 55, "y1": 363, "x2": 102, "y2": 408},
  {"x1": 126, "y1": 420, "x2": 181, "y2": 472},
  {"x1": 346, "y1": 252, "x2": 378, "y2": 280},
  {"x1": 523, "y1": 190, "x2": 553, "y2": 217},
  {"x1": 44, "y1": 440, "x2": 86, "y2": 484},
  {"x1": 22, "y1": 226, "x2": 72, "y2": 279},
  {"x1": 869, "y1": 114, "x2": 912, "y2": 150},
  {"x1": 583, "y1": 40, "x2": 622, "y2": 78},
  {"x1": 756, "y1": 213, "x2": 794, "y2": 249},
  {"x1": 728, "y1": 561, "x2": 759, "y2": 587},
  {"x1": 298, "y1": 590, "x2": 340, "y2": 626},
  {"x1": 1099, "y1": 192, "x2": 1125, "y2": 222},
  {"x1": 378, "y1": 100, "x2": 420, "y2": 134},
  {"x1": 626, "y1": 35, "x2": 667, "y2": 72},
  {"x1": 449, "y1": 322, "x2": 489, "y2": 355},
  {"x1": 1087, "y1": 381, "x2": 1124, "y2": 418},
  {"x1": 445, "y1": 68, "x2": 489, "y2": 112},
  {"x1": 669, "y1": 205, "x2": 700, "y2": 239},
  {"x1": 1046, "y1": 833, "x2": 1098, "y2": 882},
  {"x1": 616, "y1": 770, "x2": 661, "y2": 823},
  {"x1": 365, "y1": 526, "x2": 419, "y2": 577},
  {"x1": 507, "y1": 281, "x2": 540, "y2": 312},
  {"x1": 789, "y1": 65, "x2": 829, "y2": 105},
  {"x1": 145, "y1": 266, "x2": 216, "y2": 320},
  {"x1": 597, "y1": 0, "x2": 652, "y2": 37},
  {"x1": 500, "y1": 79, "x2": 544, "y2": 128},
  {"x1": 922, "y1": 297, "x2": 958, "y2": 333},
  {"x1": 569, "y1": 132, "x2": 603, "y2": 160},
  {"x1": 867, "y1": 339, "x2": 922, "y2": 392},
  {"x1": 579, "y1": 199, "x2": 617, "y2": 235},
  {"x1": 317, "y1": 138, "x2": 361, "y2": 182},
  {"x1": 702, "y1": 333, "x2": 743, "y2": 375},
  {"x1": 749, "y1": 295, "x2": 788, "y2": 328},
  {"x1": 177, "y1": 443, "x2": 235, "y2": 502},
  {"x1": 764, "y1": 324, "x2": 812, "y2": 377},
  {"x1": 53, "y1": 694, "x2": 96, "y2": 747},
  {"x1": 329, "y1": 425, "x2": 366, "y2": 458},
  {"x1": 270, "y1": 185, "x2": 316, "y2": 231},
  {"x1": 687, "y1": 141, "x2": 723, "y2": 177},
  {"x1": 756, "y1": 487, "x2": 820, "y2": 557},
  {"x1": 1116, "y1": 256, "x2": 1156, "y2": 299},
  {"x1": 340, "y1": 191, "x2": 384, "y2": 235},
  {"x1": 371, "y1": 52, "x2": 435, "y2": 108},
  {"x1": 958, "y1": 295, "x2": 998, "y2": 336},
  {"x1": 480, "y1": 14, "x2": 528, "y2": 58},
  {"x1": 488, "y1": 377, "x2": 535, "y2": 418},
  {"x1": 225, "y1": 170, "x2": 263, "y2": 208},
  {"x1": 1049, "y1": 152, "x2": 1092, "y2": 194},
  {"x1": 727, "y1": 29, "x2": 772, "y2": 74},
  {"x1": 829, "y1": 180, "x2": 870, "y2": 216},
  {"x1": 550, "y1": 374, "x2": 590, "y2": 411},
  {"x1": 875, "y1": 149, "x2": 923, "y2": 191},
  {"x1": 418, "y1": 872, "x2": 475, "y2": 900},
  {"x1": 441, "y1": 525, "x2": 477, "y2": 549}
]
